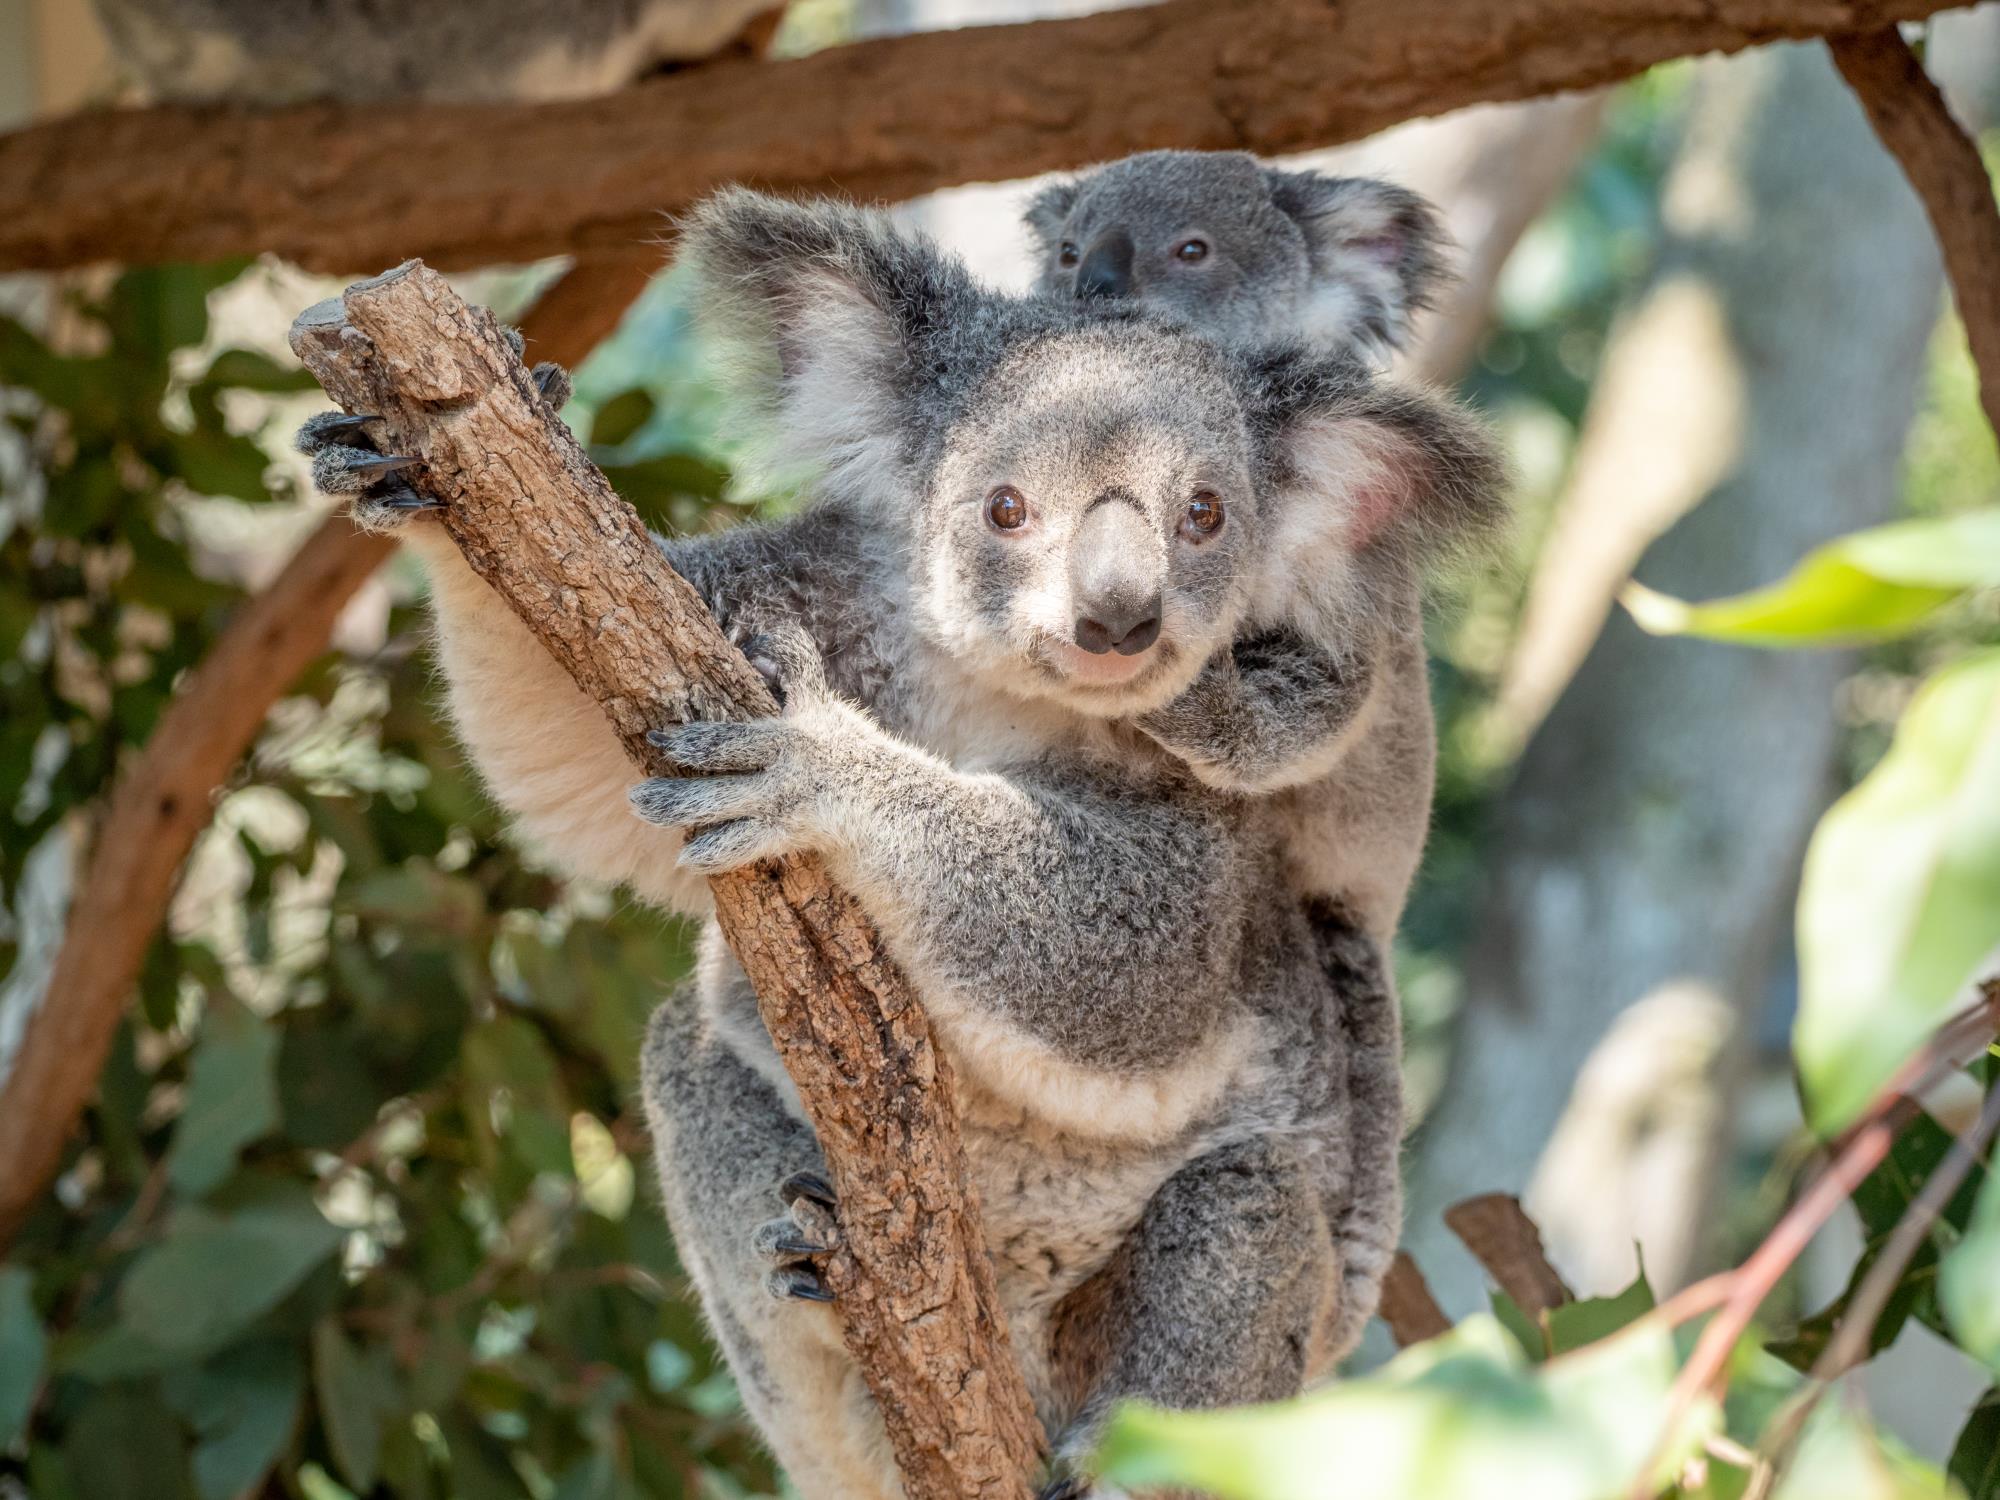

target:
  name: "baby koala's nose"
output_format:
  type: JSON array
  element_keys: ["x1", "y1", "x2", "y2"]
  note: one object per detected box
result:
[
  {"x1": 1074, "y1": 232, "x2": 1134, "y2": 300},
  {"x1": 1074, "y1": 599, "x2": 1161, "y2": 656}
]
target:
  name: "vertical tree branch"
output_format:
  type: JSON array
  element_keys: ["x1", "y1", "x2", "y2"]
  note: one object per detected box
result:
[
  {"x1": 1830, "y1": 24, "x2": 2000, "y2": 437},
  {"x1": 287, "y1": 261, "x2": 1042, "y2": 1500}
]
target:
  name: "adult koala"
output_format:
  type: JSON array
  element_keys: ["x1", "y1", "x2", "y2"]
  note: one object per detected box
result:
[{"x1": 299, "y1": 190, "x2": 1500, "y2": 1498}]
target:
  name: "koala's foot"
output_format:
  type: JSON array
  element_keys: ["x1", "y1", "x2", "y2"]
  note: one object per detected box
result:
[
  {"x1": 754, "y1": 1169, "x2": 841, "y2": 1304},
  {"x1": 295, "y1": 329, "x2": 569, "y2": 530}
]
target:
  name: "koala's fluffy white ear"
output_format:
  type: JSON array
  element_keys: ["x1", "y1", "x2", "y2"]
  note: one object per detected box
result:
[
  {"x1": 677, "y1": 188, "x2": 975, "y2": 503},
  {"x1": 1262, "y1": 171, "x2": 1451, "y2": 357},
  {"x1": 1252, "y1": 352, "x2": 1507, "y2": 565}
]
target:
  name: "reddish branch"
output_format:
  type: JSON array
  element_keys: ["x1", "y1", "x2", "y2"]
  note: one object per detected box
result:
[
  {"x1": 1831, "y1": 26, "x2": 2000, "y2": 438},
  {"x1": 0, "y1": 0, "x2": 1962, "y2": 276},
  {"x1": 0, "y1": 263, "x2": 651, "y2": 1248}
]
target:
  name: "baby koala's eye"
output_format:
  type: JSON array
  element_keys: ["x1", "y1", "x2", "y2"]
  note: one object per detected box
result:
[
  {"x1": 1179, "y1": 492, "x2": 1225, "y2": 541},
  {"x1": 1173, "y1": 238, "x2": 1210, "y2": 264},
  {"x1": 1057, "y1": 242, "x2": 1081, "y2": 268},
  {"x1": 987, "y1": 486, "x2": 1030, "y2": 532}
]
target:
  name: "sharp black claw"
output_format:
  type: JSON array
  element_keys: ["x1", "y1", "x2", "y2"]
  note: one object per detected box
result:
[
  {"x1": 771, "y1": 1233, "x2": 825, "y2": 1257},
  {"x1": 320, "y1": 412, "x2": 378, "y2": 436},
  {"x1": 776, "y1": 1266, "x2": 834, "y2": 1303},
  {"x1": 349, "y1": 454, "x2": 423, "y2": 478},
  {"x1": 645, "y1": 728, "x2": 682, "y2": 749},
  {"x1": 1038, "y1": 1479, "x2": 1087, "y2": 1500},
  {"x1": 369, "y1": 483, "x2": 439, "y2": 513},
  {"x1": 780, "y1": 1170, "x2": 837, "y2": 1211}
]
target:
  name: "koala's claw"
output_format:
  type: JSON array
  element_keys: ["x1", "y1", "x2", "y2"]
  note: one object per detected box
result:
[
  {"x1": 367, "y1": 484, "x2": 440, "y2": 514},
  {"x1": 766, "y1": 1264, "x2": 835, "y2": 1304},
  {"x1": 640, "y1": 720, "x2": 786, "y2": 777},
  {"x1": 740, "y1": 625, "x2": 827, "y2": 705},
  {"x1": 531, "y1": 361, "x2": 573, "y2": 411},
  {"x1": 780, "y1": 1169, "x2": 837, "y2": 1211},
  {"x1": 1037, "y1": 1479, "x2": 1088, "y2": 1500},
  {"x1": 296, "y1": 411, "x2": 378, "y2": 449}
]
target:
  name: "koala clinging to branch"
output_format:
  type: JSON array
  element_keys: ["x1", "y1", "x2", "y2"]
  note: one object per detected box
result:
[
  {"x1": 299, "y1": 187, "x2": 1500, "y2": 1497},
  {"x1": 1023, "y1": 149, "x2": 1499, "y2": 948}
]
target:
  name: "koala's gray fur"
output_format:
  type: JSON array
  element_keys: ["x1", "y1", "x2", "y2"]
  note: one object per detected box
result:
[
  {"x1": 297, "y1": 189, "x2": 1498, "y2": 1498},
  {"x1": 92, "y1": 0, "x2": 776, "y2": 103},
  {"x1": 1026, "y1": 150, "x2": 1507, "y2": 949}
]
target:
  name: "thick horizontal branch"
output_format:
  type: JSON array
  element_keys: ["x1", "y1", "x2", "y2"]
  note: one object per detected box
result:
[
  {"x1": 1830, "y1": 25, "x2": 2000, "y2": 438},
  {"x1": 287, "y1": 262, "x2": 1041, "y2": 1500},
  {"x1": 0, "y1": 0, "x2": 1965, "y2": 274}
]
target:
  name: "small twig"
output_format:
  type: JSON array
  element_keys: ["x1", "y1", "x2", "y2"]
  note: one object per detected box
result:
[{"x1": 1830, "y1": 26, "x2": 2000, "y2": 438}]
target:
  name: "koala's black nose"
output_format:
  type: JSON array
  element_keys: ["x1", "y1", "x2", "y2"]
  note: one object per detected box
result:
[
  {"x1": 1074, "y1": 233, "x2": 1134, "y2": 300},
  {"x1": 1074, "y1": 600, "x2": 1162, "y2": 656}
]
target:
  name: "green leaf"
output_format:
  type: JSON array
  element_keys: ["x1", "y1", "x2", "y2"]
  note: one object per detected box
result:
[
  {"x1": 65, "y1": 1387, "x2": 193, "y2": 1500},
  {"x1": 163, "y1": 1341, "x2": 305, "y2": 1500},
  {"x1": 588, "y1": 388, "x2": 657, "y2": 449},
  {"x1": 1795, "y1": 650, "x2": 2000, "y2": 1133},
  {"x1": 168, "y1": 997, "x2": 281, "y2": 1197},
  {"x1": 0, "y1": 1265, "x2": 45, "y2": 1444},
  {"x1": 1952, "y1": 1388, "x2": 2000, "y2": 1500},
  {"x1": 1546, "y1": 1270, "x2": 1653, "y2": 1354},
  {"x1": 119, "y1": 1187, "x2": 343, "y2": 1356},
  {"x1": 1773, "y1": 1403, "x2": 1959, "y2": 1500},
  {"x1": 312, "y1": 1319, "x2": 402, "y2": 1491},
  {"x1": 1943, "y1": 1172, "x2": 2000, "y2": 1372},
  {"x1": 1094, "y1": 1317, "x2": 1709, "y2": 1500},
  {"x1": 1623, "y1": 508, "x2": 2000, "y2": 646}
]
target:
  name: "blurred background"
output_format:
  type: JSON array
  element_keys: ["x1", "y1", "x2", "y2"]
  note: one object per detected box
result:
[{"x1": 2, "y1": 1, "x2": 1999, "y2": 1495}]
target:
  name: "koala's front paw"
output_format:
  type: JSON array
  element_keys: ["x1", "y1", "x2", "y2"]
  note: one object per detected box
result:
[
  {"x1": 295, "y1": 325, "x2": 571, "y2": 532},
  {"x1": 754, "y1": 1169, "x2": 841, "y2": 1304},
  {"x1": 629, "y1": 626, "x2": 847, "y2": 874}
]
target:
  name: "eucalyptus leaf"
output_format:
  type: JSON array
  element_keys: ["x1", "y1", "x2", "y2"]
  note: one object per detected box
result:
[
  {"x1": 1943, "y1": 1172, "x2": 2000, "y2": 1373},
  {"x1": 1622, "y1": 508, "x2": 2000, "y2": 646},
  {"x1": 168, "y1": 997, "x2": 281, "y2": 1197},
  {"x1": 1795, "y1": 650, "x2": 2000, "y2": 1132},
  {"x1": 312, "y1": 1319, "x2": 401, "y2": 1492},
  {"x1": 1773, "y1": 1404, "x2": 1960, "y2": 1500},
  {"x1": 0, "y1": 1265, "x2": 45, "y2": 1444},
  {"x1": 1953, "y1": 1388, "x2": 2000, "y2": 1500},
  {"x1": 119, "y1": 1189, "x2": 343, "y2": 1356},
  {"x1": 164, "y1": 1341, "x2": 305, "y2": 1500},
  {"x1": 1094, "y1": 1316, "x2": 1707, "y2": 1500}
]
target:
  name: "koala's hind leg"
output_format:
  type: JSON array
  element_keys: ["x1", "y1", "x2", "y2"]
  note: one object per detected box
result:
[
  {"x1": 640, "y1": 991, "x2": 902, "y2": 1500},
  {"x1": 1047, "y1": 1137, "x2": 1340, "y2": 1492}
]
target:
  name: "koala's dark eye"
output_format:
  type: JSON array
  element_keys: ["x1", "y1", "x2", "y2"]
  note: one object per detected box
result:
[
  {"x1": 987, "y1": 486, "x2": 1030, "y2": 532},
  {"x1": 1173, "y1": 238, "x2": 1210, "y2": 264},
  {"x1": 1179, "y1": 493, "x2": 1225, "y2": 541},
  {"x1": 1057, "y1": 242, "x2": 1081, "y2": 268}
]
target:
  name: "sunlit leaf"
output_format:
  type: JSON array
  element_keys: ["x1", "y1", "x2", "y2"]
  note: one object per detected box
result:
[
  {"x1": 1094, "y1": 1317, "x2": 1707, "y2": 1500},
  {"x1": 1773, "y1": 1402, "x2": 1963, "y2": 1500},
  {"x1": 1795, "y1": 650, "x2": 2000, "y2": 1133},
  {"x1": 1943, "y1": 1172, "x2": 2000, "y2": 1373},
  {"x1": 0, "y1": 1266, "x2": 44, "y2": 1444},
  {"x1": 1952, "y1": 1388, "x2": 2000, "y2": 1500},
  {"x1": 1622, "y1": 509, "x2": 2000, "y2": 646},
  {"x1": 588, "y1": 388, "x2": 657, "y2": 449},
  {"x1": 1546, "y1": 1271, "x2": 1653, "y2": 1354},
  {"x1": 168, "y1": 997, "x2": 281, "y2": 1197}
]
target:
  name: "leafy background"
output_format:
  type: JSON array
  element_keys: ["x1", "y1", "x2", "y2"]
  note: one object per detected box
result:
[{"x1": 1, "y1": 57, "x2": 1999, "y2": 1500}]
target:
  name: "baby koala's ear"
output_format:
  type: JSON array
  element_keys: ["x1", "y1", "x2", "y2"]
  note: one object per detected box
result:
[
  {"x1": 1249, "y1": 349, "x2": 1508, "y2": 562},
  {"x1": 676, "y1": 188, "x2": 980, "y2": 498},
  {"x1": 1021, "y1": 176, "x2": 1080, "y2": 259},
  {"x1": 1262, "y1": 170, "x2": 1452, "y2": 357}
]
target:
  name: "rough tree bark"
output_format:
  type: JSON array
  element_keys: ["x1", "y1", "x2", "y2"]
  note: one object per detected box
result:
[
  {"x1": 1404, "y1": 40, "x2": 1956, "y2": 1310},
  {"x1": 0, "y1": 258, "x2": 656, "y2": 1248},
  {"x1": 0, "y1": 0, "x2": 1964, "y2": 276},
  {"x1": 287, "y1": 262, "x2": 1041, "y2": 1500}
]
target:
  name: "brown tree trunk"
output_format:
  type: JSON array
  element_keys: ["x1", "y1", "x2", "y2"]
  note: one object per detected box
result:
[{"x1": 287, "y1": 262, "x2": 1042, "y2": 1500}]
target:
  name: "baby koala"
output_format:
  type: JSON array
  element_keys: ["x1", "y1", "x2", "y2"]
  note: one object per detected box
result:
[{"x1": 1024, "y1": 149, "x2": 1501, "y2": 944}]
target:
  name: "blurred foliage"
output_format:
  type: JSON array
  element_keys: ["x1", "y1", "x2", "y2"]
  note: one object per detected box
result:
[{"x1": 0, "y1": 266, "x2": 776, "y2": 1500}]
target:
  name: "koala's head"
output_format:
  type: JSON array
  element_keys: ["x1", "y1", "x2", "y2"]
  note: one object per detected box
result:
[
  {"x1": 681, "y1": 189, "x2": 1499, "y2": 720},
  {"x1": 1024, "y1": 150, "x2": 1448, "y2": 357}
]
